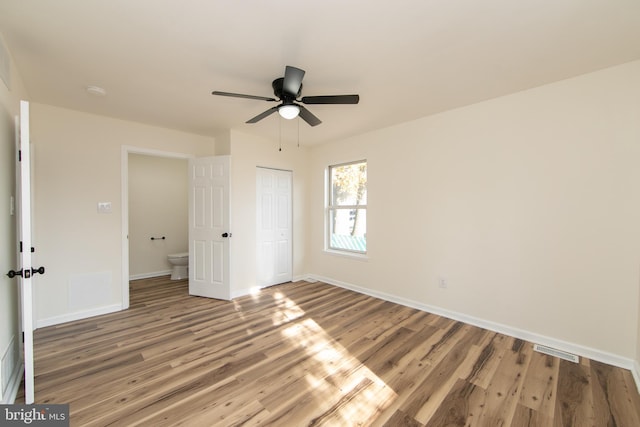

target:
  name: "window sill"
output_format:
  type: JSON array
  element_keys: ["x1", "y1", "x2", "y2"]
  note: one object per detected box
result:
[{"x1": 324, "y1": 249, "x2": 369, "y2": 261}]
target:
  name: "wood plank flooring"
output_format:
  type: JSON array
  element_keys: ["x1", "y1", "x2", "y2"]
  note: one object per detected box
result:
[{"x1": 17, "y1": 276, "x2": 640, "y2": 426}]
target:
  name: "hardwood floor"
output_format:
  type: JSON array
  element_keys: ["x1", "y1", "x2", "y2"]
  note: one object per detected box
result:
[{"x1": 17, "y1": 276, "x2": 640, "y2": 426}]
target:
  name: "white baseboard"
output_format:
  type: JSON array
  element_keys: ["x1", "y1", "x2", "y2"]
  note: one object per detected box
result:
[
  {"x1": 129, "y1": 270, "x2": 172, "y2": 281},
  {"x1": 1, "y1": 363, "x2": 23, "y2": 404},
  {"x1": 37, "y1": 303, "x2": 122, "y2": 329},
  {"x1": 633, "y1": 360, "x2": 640, "y2": 395},
  {"x1": 230, "y1": 275, "x2": 314, "y2": 300},
  {"x1": 1, "y1": 335, "x2": 20, "y2": 404},
  {"x1": 231, "y1": 287, "x2": 252, "y2": 299},
  {"x1": 307, "y1": 274, "x2": 636, "y2": 371}
]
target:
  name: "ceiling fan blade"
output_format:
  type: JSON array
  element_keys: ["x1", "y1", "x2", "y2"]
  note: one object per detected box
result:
[
  {"x1": 283, "y1": 66, "x2": 305, "y2": 97},
  {"x1": 246, "y1": 106, "x2": 279, "y2": 123},
  {"x1": 301, "y1": 94, "x2": 360, "y2": 104},
  {"x1": 298, "y1": 105, "x2": 322, "y2": 127},
  {"x1": 212, "y1": 91, "x2": 276, "y2": 102}
]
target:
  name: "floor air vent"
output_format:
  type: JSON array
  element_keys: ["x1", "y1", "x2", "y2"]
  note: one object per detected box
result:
[{"x1": 533, "y1": 344, "x2": 579, "y2": 363}]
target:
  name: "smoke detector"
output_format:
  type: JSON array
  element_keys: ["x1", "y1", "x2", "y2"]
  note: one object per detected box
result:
[{"x1": 86, "y1": 85, "x2": 107, "y2": 97}]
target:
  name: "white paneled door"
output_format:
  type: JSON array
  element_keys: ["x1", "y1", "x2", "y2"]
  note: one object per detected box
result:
[
  {"x1": 256, "y1": 167, "x2": 292, "y2": 287},
  {"x1": 188, "y1": 156, "x2": 231, "y2": 300}
]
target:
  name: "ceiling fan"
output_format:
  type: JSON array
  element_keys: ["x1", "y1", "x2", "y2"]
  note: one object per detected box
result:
[{"x1": 212, "y1": 65, "x2": 359, "y2": 127}]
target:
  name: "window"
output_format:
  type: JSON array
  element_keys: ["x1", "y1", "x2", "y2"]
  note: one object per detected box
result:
[{"x1": 327, "y1": 160, "x2": 367, "y2": 254}]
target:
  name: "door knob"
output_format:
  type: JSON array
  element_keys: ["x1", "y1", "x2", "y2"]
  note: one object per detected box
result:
[
  {"x1": 6, "y1": 266, "x2": 45, "y2": 279},
  {"x1": 221, "y1": 232, "x2": 232, "y2": 238},
  {"x1": 6, "y1": 269, "x2": 23, "y2": 278}
]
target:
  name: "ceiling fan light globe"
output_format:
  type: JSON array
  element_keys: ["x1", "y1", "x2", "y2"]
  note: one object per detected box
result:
[{"x1": 278, "y1": 104, "x2": 300, "y2": 120}]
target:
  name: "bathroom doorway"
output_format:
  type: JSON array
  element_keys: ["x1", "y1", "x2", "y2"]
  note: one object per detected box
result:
[{"x1": 121, "y1": 147, "x2": 192, "y2": 309}]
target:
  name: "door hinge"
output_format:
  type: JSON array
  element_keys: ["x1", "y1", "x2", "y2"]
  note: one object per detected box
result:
[
  {"x1": 19, "y1": 242, "x2": 35, "y2": 253},
  {"x1": 18, "y1": 150, "x2": 21, "y2": 162},
  {"x1": 22, "y1": 332, "x2": 24, "y2": 343}
]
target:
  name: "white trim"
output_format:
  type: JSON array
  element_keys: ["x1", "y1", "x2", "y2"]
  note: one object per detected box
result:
[
  {"x1": 129, "y1": 270, "x2": 172, "y2": 281},
  {"x1": 231, "y1": 282, "x2": 289, "y2": 300},
  {"x1": 36, "y1": 304, "x2": 122, "y2": 329},
  {"x1": 307, "y1": 274, "x2": 635, "y2": 371},
  {"x1": 323, "y1": 249, "x2": 369, "y2": 261},
  {"x1": 121, "y1": 146, "x2": 194, "y2": 311},
  {"x1": 1, "y1": 363, "x2": 23, "y2": 404},
  {"x1": 633, "y1": 360, "x2": 640, "y2": 395},
  {"x1": 230, "y1": 274, "x2": 315, "y2": 299},
  {"x1": 1, "y1": 335, "x2": 19, "y2": 403},
  {"x1": 325, "y1": 160, "x2": 368, "y2": 256},
  {"x1": 230, "y1": 287, "x2": 255, "y2": 300},
  {"x1": 122, "y1": 145, "x2": 195, "y2": 160}
]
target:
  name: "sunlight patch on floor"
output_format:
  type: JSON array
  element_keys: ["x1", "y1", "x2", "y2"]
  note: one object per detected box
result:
[
  {"x1": 271, "y1": 291, "x2": 306, "y2": 325},
  {"x1": 275, "y1": 295, "x2": 397, "y2": 425}
]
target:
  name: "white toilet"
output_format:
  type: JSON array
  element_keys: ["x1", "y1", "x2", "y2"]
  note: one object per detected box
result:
[{"x1": 167, "y1": 252, "x2": 189, "y2": 280}]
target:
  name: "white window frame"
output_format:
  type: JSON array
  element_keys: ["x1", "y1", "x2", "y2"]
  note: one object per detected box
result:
[{"x1": 326, "y1": 160, "x2": 367, "y2": 256}]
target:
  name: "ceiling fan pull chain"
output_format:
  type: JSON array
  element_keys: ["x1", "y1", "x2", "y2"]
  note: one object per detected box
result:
[{"x1": 279, "y1": 116, "x2": 282, "y2": 152}]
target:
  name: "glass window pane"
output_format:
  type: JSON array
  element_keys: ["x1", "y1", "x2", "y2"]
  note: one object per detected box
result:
[
  {"x1": 329, "y1": 208, "x2": 366, "y2": 252},
  {"x1": 331, "y1": 162, "x2": 367, "y2": 206}
]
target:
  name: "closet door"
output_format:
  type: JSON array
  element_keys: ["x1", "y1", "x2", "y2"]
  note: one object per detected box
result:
[{"x1": 256, "y1": 167, "x2": 292, "y2": 287}]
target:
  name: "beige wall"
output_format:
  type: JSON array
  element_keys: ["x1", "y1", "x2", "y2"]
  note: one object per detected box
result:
[
  {"x1": 30, "y1": 104, "x2": 214, "y2": 325},
  {"x1": 128, "y1": 154, "x2": 188, "y2": 278},
  {"x1": 0, "y1": 33, "x2": 29, "y2": 402},
  {"x1": 309, "y1": 60, "x2": 640, "y2": 362},
  {"x1": 228, "y1": 129, "x2": 309, "y2": 297}
]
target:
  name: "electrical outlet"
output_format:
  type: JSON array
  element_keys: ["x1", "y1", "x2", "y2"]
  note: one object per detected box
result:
[{"x1": 438, "y1": 276, "x2": 448, "y2": 289}]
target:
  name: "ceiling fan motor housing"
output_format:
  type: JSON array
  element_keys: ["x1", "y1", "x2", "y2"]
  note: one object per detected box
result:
[{"x1": 272, "y1": 77, "x2": 301, "y2": 102}]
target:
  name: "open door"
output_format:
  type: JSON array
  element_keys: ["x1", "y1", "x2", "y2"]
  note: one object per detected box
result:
[
  {"x1": 188, "y1": 156, "x2": 231, "y2": 300},
  {"x1": 7, "y1": 101, "x2": 42, "y2": 404}
]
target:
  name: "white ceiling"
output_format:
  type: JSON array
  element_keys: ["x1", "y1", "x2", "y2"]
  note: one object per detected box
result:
[{"x1": 1, "y1": 0, "x2": 639, "y2": 145}]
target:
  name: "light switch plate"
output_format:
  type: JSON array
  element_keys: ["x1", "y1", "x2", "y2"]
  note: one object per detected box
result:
[{"x1": 97, "y1": 202, "x2": 112, "y2": 214}]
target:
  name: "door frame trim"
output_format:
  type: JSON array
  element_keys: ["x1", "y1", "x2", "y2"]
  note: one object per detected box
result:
[{"x1": 120, "y1": 146, "x2": 193, "y2": 309}]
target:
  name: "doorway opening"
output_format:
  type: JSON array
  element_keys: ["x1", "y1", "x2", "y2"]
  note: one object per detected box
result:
[{"x1": 120, "y1": 146, "x2": 192, "y2": 309}]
